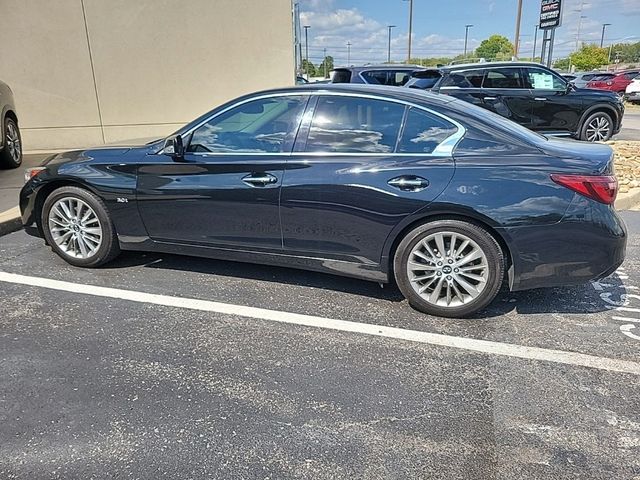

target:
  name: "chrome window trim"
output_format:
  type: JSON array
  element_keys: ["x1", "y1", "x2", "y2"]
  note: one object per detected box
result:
[{"x1": 170, "y1": 90, "x2": 465, "y2": 158}]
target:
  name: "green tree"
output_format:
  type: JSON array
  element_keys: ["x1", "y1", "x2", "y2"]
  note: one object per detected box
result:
[
  {"x1": 553, "y1": 57, "x2": 571, "y2": 71},
  {"x1": 475, "y1": 35, "x2": 514, "y2": 60},
  {"x1": 317, "y1": 56, "x2": 334, "y2": 78},
  {"x1": 569, "y1": 44, "x2": 609, "y2": 71},
  {"x1": 301, "y1": 59, "x2": 316, "y2": 77},
  {"x1": 607, "y1": 41, "x2": 640, "y2": 63}
]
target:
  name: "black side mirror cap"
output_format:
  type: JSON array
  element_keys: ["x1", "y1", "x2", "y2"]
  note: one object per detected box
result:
[{"x1": 163, "y1": 134, "x2": 184, "y2": 160}]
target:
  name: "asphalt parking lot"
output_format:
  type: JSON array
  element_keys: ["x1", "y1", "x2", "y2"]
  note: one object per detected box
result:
[{"x1": 1, "y1": 210, "x2": 639, "y2": 479}]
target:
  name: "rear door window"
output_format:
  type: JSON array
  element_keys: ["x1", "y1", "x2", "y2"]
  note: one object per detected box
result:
[
  {"x1": 397, "y1": 108, "x2": 458, "y2": 154},
  {"x1": 305, "y1": 95, "x2": 405, "y2": 153},
  {"x1": 483, "y1": 68, "x2": 526, "y2": 89},
  {"x1": 440, "y1": 69, "x2": 485, "y2": 88}
]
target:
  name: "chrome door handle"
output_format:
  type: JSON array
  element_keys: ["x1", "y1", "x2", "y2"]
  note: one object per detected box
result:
[
  {"x1": 242, "y1": 173, "x2": 278, "y2": 187},
  {"x1": 534, "y1": 97, "x2": 547, "y2": 101},
  {"x1": 483, "y1": 96, "x2": 497, "y2": 101},
  {"x1": 388, "y1": 176, "x2": 430, "y2": 191}
]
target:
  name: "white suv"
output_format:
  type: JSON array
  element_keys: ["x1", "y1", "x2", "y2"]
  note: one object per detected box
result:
[{"x1": 626, "y1": 74, "x2": 640, "y2": 104}]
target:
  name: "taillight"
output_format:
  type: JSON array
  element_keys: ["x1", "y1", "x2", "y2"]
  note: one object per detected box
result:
[{"x1": 551, "y1": 174, "x2": 618, "y2": 205}]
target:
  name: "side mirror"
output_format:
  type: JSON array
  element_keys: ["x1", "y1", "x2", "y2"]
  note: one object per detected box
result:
[
  {"x1": 565, "y1": 82, "x2": 575, "y2": 93},
  {"x1": 163, "y1": 134, "x2": 184, "y2": 160}
]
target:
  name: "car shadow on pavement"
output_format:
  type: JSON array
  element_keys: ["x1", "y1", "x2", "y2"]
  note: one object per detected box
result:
[{"x1": 106, "y1": 250, "x2": 624, "y2": 319}]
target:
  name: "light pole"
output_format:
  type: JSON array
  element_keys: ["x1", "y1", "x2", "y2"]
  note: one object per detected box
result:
[
  {"x1": 514, "y1": 0, "x2": 523, "y2": 58},
  {"x1": 532, "y1": 24, "x2": 539, "y2": 61},
  {"x1": 323, "y1": 47, "x2": 327, "y2": 78},
  {"x1": 402, "y1": 0, "x2": 413, "y2": 62},
  {"x1": 387, "y1": 25, "x2": 396, "y2": 63},
  {"x1": 346, "y1": 41, "x2": 351, "y2": 65},
  {"x1": 463, "y1": 24, "x2": 473, "y2": 58},
  {"x1": 303, "y1": 25, "x2": 310, "y2": 80},
  {"x1": 600, "y1": 23, "x2": 611, "y2": 48}
]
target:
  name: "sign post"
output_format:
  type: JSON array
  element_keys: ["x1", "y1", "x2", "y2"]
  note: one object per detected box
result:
[{"x1": 539, "y1": 0, "x2": 563, "y2": 68}]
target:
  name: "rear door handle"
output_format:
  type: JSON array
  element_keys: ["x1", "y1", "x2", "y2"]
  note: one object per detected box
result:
[
  {"x1": 388, "y1": 176, "x2": 430, "y2": 192},
  {"x1": 242, "y1": 173, "x2": 278, "y2": 187},
  {"x1": 483, "y1": 96, "x2": 497, "y2": 101},
  {"x1": 534, "y1": 97, "x2": 547, "y2": 101}
]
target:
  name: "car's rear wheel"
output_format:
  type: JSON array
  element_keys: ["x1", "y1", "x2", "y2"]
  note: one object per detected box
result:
[
  {"x1": 0, "y1": 117, "x2": 22, "y2": 169},
  {"x1": 580, "y1": 111, "x2": 613, "y2": 142},
  {"x1": 394, "y1": 220, "x2": 504, "y2": 318},
  {"x1": 41, "y1": 186, "x2": 120, "y2": 267}
]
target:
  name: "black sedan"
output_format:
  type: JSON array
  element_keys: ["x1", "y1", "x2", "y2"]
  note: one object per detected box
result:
[{"x1": 20, "y1": 84, "x2": 626, "y2": 318}]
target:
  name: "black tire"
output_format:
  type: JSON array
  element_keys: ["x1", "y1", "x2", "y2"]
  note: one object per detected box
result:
[
  {"x1": 394, "y1": 220, "x2": 505, "y2": 318},
  {"x1": 0, "y1": 117, "x2": 22, "y2": 168},
  {"x1": 41, "y1": 186, "x2": 120, "y2": 267},
  {"x1": 579, "y1": 111, "x2": 614, "y2": 142}
]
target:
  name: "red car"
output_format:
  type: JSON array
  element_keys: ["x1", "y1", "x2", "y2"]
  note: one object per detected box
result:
[{"x1": 586, "y1": 69, "x2": 640, "y2": 95}]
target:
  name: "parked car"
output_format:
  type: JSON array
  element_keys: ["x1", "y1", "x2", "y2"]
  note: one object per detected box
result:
[
  {"x1": 0, "y1": 79, "x2": 22, "y2": 169},
  {"x1": 330, "y1": 65, "x2": 422, "y2": 86},
  {"x1": 561, "y1": 73, "x2": 577, "y2": 83},
  {"x1": 423, "y1": 61, "x2": 624, "y2": 142},
  {"x1": 624, "y1": 74, "x2": 640, "y2": 103},
  {"x1": 20, "y1": 84, "x2": 626, "y2": 318},
  {"x1": 569, "y1": 71, "x2": 602, "y2": 89},
  {"x1": 586, "y1": 69, "x2": 640, "y2": 95}
]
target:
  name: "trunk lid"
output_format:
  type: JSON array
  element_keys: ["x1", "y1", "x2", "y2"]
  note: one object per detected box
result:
[{"x1": 538, "y1": 137, "x2": 615, "y2": 175}]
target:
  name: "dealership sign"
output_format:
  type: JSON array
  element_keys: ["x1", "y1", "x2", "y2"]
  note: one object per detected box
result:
[{"x1": 539, "y1": 0, "x2": 563, "y2": 29}]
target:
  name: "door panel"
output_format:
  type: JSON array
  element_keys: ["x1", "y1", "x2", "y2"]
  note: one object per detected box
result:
[
  {"x1": 525, "y1": 67, "x2": 583, "y2": 133},
  {"x1": 137, "y1": 155, "x2": 286, "y2": 249},
  {"x1": 480, "y1": 67, "x2": 532, "y2": 127},
  {"x1": 280, "y1": 155, "x2": 455, "y2": 264}
]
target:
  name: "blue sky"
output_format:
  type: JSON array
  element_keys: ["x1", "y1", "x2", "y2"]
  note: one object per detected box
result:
[{"x1": 299, "y1": 0, "x2": 640, "y2": 65}]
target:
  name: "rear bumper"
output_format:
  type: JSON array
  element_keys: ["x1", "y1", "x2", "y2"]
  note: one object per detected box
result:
[
  {"x1": 625, "y1": 91, "x2": 640, "y2": 102},
  {"x1": 503, "y1": 196, "x2": 626, "y2": 291}
]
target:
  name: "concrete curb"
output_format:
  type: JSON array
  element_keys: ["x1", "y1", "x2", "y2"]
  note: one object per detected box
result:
[
  {"x1": 616, "y1": 189, "x2": 640, "y2": 211},
  {"x1": 0, "y1": 207, "x2": 22, "y2": 237}
]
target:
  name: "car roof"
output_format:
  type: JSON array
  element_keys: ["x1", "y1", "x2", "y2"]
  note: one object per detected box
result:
[
  {"x1": 440, "y1": 61, "x2": 548, "y2": 72},
  {"x1": 332, "y1": 65, "x2": 424, "y2": 71},
  {"x1": 249, "y1": 83, "x2": 457, "y2": 107}
]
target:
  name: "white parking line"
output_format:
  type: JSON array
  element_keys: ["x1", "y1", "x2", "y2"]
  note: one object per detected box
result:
[{"x1": 1, "y1": 270, "x2": 639, "y2": 376}]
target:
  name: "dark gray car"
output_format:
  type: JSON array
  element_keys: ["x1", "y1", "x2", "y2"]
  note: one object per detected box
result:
[{"x1": 0, "y1": 79, "x2": 22, "y2": 169}]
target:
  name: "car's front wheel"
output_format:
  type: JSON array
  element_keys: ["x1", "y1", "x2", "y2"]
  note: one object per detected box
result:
[
  {"x1": 0, "y1": 117, "x2": 22, "y2": 168},
  {"x1": 41, "y1": 186, "x2": 120, "y2": 267},
  {"x1": 394, "y1": 220, "x2": 505, "y2": 318},
  {"x1": 580, "y1": 111, "x2": 613, "y2": 142}
]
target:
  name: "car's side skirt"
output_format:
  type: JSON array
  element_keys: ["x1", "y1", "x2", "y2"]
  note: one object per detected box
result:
[{"x1": 119, "y1": 237, "x2": 388, "y2": 283}]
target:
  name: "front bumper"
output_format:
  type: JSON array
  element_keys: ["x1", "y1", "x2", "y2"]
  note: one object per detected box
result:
[{"x1": 625, "y1": 91, "x2": 640, "y2": 102}]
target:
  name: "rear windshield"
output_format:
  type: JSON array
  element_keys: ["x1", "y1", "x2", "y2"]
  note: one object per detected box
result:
[
  {"x1": 591, "y1": 74, "x2": 615, "y2": 81},
  {"x1": 406, "y1": 71, "x2": 442, "y2": 90},
  {"x1": 330, "y1": 69, "x2": 352, "y2": 83},
  {"x1": 360, "y1": 70, "x2": 413, "y2": 86}
]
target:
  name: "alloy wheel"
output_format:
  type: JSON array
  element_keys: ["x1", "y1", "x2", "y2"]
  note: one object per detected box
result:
[
  {"x1": 585, "y1": 116, "x2": 611, "y2": 142},
  {"x1": 47, "y1": 197, "x2": 103, "y2": 259},
  {"x1": 6, "y1": 121, "x2": 21, "y2": 163},
  {"x1": 407, "y1": 231, "x2": 489, "y2": 308}
]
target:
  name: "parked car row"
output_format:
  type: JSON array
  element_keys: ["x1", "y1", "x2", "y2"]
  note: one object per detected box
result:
[{"x1": 331, "y1": 62, "x2": 625, "y2": 142}]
